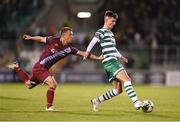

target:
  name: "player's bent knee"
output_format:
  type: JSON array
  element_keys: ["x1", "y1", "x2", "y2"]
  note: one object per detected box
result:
[
  {"x1": 27, "y1": 85, "x2": 37, "y2": 89},
  {"x1": 24, "y1": 80, "x2": 33, "y2": 89},
  {"x1": 45, "y1": 77, "x2": 57, "y2": 89},
  {"x1": 47, "y1": 81, "x2": 57, "y2": 89},
  {"x1": 51, "y1": 82, "x2": 57, "y2": 89},
  {"x1": 25, "y1": 85, "x2": 33, "y2": 89},
  {"x1": 27, "y1": 86, "x2": 33, "y2": 89}
]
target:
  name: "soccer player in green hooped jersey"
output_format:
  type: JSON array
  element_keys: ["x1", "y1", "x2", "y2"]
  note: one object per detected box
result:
[{"x1": 84, "y1": 10, "x2": 145, "y2": 112}]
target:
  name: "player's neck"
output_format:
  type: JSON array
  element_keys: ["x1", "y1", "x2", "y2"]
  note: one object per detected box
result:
[{"x1": 103, "y1": 25, "x2": 111, "y2": 30}]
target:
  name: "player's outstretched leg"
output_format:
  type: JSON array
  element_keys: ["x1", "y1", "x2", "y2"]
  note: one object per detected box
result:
[
  {"x1": 116, "y1": 70, "x2": 143, "y2": 110},
  {"x1": 91, "y1": 80, "x2": 122, "y2": 112},
  {"x1": 91, "y1": 89, "x2": 120, "y2": 111},
  {"x1": 123, "y1": 81, "x2": 143, "y2": 110},
  {"x1": 7, "y1": 61, "x2": 38, "y2": 89}
]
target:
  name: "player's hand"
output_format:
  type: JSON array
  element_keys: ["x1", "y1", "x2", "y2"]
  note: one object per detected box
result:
[
  {"x1": 121, "y1": 56, "x2": 128, "y2": 63},
  {"x1": 98, "y1": 54, "x2": 104, "y2": 60},
  {"x1": 23, "y1": 35, "x2": 32, "y2": 40},
  {"x1": 83, "y1": 52, "x2": 90, "y2": 60}
]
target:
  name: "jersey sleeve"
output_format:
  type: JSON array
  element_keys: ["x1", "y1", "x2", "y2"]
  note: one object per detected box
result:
[
  {"x1": 45, "y1": 36, "x2": 53, "y2": 44},
  {"x1": 116, "y1": 49, "x2": 122, "y2": 58},
  {"x1": 86, "y1": 37, "x2": 99, "y2": 52},
  {"x1": 70, "y1": 46, "x2": 79, "y2": 55},
  {"x1": 94, "y1": 30, "x2": 104, "y2": 42}
]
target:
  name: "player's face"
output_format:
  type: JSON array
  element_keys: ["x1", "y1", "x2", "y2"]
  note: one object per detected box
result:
[
  {"x1": 107, "y1": 17, "x2": 117, "y2": 29},
  {"x1": 65, "y1": 31, "x2": 73, "y2": 44}
]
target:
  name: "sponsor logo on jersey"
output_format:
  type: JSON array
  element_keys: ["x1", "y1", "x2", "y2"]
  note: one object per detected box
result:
[{"x1": 55, "y1": 43, "x2": 59, "y2": 47}]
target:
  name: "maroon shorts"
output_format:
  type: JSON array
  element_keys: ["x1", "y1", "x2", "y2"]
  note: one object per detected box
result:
[{"x1": 30, "y1": 63, "x2": 51, "y2": 83}]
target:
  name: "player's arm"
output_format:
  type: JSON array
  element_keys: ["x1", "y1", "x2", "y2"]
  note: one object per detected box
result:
[
  {"x1": 77, "y1": 51, "x2": 103, "y2": 61},
  {"x1": 116, "y1": 49, "x2": 128, "y2": 63},
  {"x1": 23, "y1": 35, "x2": 46, "y2": 43},
  {"x1": 83, "y1": 37, "x2": 99, "y2": 60}
]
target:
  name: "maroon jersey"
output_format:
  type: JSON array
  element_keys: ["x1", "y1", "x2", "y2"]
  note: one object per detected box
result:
[{"x1": 38, "y1": 36, "x2": 78, "y2": 69}]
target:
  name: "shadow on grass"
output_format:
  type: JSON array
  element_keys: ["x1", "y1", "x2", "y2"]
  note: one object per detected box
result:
[
  {"x1": 0, "y1": 96, "x2": 27, "y2": 101},
  {"x1": 145, "y1": 112, "x2": 180, "y2": 120},
  {"x1": 0, "y1": 110, "x2": 120, "y2": 117},
  {"x1": 108, "y1": 109, "x2": 180, "y2": 120},
  {"x1": 0, "y1": 108, "x2": 11, "y2": 110},
  {"x1": 1, "y1": 110, "x2": 179, "y2": 121},
  {"x1": 58, "y1": 109, "x2": 180, "y2": 120},
  {"x1": 1, "y1": 109, "x2": 179, "y2": 120}
]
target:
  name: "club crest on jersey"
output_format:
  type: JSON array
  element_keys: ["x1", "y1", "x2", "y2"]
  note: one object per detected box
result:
[
  {"x1": 64, "y1": 47, "x2": 71, "y2": 53},
  {"x1": 51, "y1": 48, "x2": 56, "y2": 53},
  {"x1": 55, "y1": 43, "x2": 59, "y2": 47}
]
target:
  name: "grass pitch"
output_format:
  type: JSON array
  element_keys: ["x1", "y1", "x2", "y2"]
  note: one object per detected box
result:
[{"x1": 0, "y1": 83, "x2": 180, "y2": 121}]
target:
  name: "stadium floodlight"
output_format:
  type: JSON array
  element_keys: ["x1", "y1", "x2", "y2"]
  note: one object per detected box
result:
[{"x1": 77, "y1": 12, "x2": 91, "y2": 18}]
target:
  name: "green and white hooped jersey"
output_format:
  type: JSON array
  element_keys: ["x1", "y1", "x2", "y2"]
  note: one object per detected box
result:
[{"x1": 95, "y1": 28, "x2": 118, "y2": 63}]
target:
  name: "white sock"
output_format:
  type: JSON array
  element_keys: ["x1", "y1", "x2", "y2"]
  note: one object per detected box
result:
[
  {"x1": 124, "y1": 81, "x2": 138, "y2": 103},
  {"x1": 98, "y1": 89, "x2": 119, "y2": 103}
]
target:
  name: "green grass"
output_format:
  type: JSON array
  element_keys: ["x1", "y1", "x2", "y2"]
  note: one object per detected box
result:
[{"x1": 0, "y1": 83, "x2": 180, "y2": 121}]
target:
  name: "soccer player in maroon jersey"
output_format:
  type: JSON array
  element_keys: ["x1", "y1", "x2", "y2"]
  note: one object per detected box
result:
[{"x1": 7, "y1": 27, "x2": 103, "y2": 112}]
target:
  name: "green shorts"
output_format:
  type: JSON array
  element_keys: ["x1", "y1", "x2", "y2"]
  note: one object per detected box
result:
[{"x1": 103, "y1": 59, "x2": 124, "y2": 82}]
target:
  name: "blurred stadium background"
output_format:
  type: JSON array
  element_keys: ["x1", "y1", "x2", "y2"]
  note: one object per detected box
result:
[{"x1": 0, "y1": 0, "x2": 180, "y2": 85}]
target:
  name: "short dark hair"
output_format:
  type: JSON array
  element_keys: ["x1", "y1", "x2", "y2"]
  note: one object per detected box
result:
[
  {"x1": 60, "y1": 27, "x2": 72, "y2": 35},
  {"x1": 105, "y1": 10, "x2": 118, "y2": 19}
]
